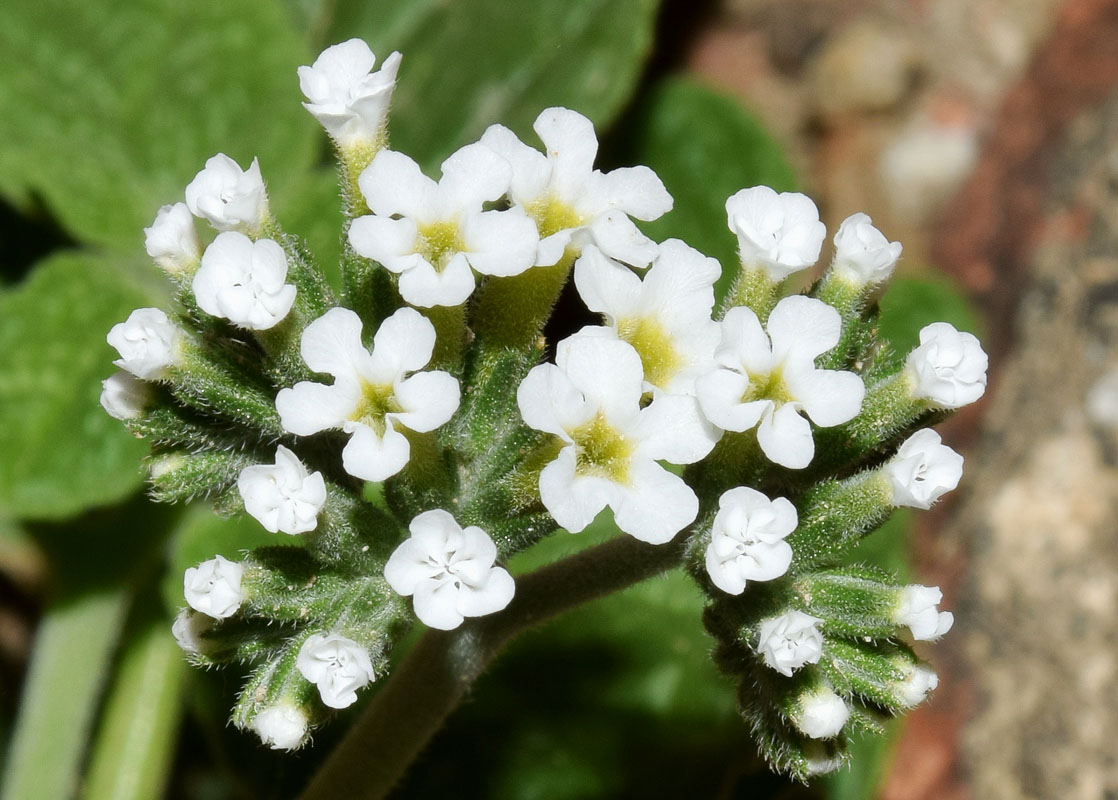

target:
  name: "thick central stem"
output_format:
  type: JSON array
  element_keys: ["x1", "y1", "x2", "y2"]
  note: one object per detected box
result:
[{"x1": 297, "y1": 531, "x2": 688, "y2": 800}]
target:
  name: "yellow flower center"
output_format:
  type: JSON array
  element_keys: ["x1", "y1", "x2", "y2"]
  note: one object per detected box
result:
[
  {"x1": 351, "y1": 381, "x2": 401, "y2": 436},
  {"x1": 526, "y1": 194, "x2": 583, "y2": 239},
  {"x1": 571, "y1": 413, "x2": 633, "y2": 483},
  {"x1": 742, "y1": 367, "x2": 793, "y2": 405},
  {"x1": 416, "y1": 220, "x2": 465, "y2": 272},
  {"x1": 617, "y1": 316, "x2": 683, "y2": 390}
]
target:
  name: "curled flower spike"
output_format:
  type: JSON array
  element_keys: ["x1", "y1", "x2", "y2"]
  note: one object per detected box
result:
[
  {"x1": 756, "y1": 610, "x2": 824, "y2": 676},
  {"x1": 384, "y1": 510, "x2": 515, "y2": 631},
  {"x1": 193, "y1": 232, "x2": 296, "y2": 330},
  {"x1": 144, "y1": 202, "x2": 201, "y2": 276},
  {"x1": 296, "y1": 634, "x2": 376, "y2": 709},
  {"x1": 185, "y1": 153, "x2": 270, "y2": 234},
  {"x1": 725, "y1": 186, "x2": 826, "y2": 280},
  {"x1": 298, "y1": 39, "x2": 401, "y2": 150},
  {"x1": 895, "y1": 585, "x2": 954, "y2": 641},
  {"x1": 518, "y1": 334, "x2": 717, "y2": 544},
  {"x1": 573, "y1": 240, "x2": 720, "y2": 395},
  {"x1": 480, "y1": 107, "x2": 672, "y2": 267},
  {"x1": 830, "y1": 212, "x2": 902, "y2": 286},
  {"x1": 275, "y1": 307, "x2": 460, "y2": 482},
  {"x1": 793, "y1": 687, "x2": 850, "y2": 740},
  {"x1": 237, "y1": 445, "x2": 327, "y2": 535},
  {"x1": 884, "y1": 429, "x2": 963, "y2": 509},
  {"x1": 705, "y1": 487, "x2": 796, "y2": 595},
  {"x1": 252, "y1": 702, "x2": 308, "y2": 751},
  {"x1": 107, "y1": 307, "x2": 182, "y2": 380},
  {"x1": 905, "y1": 322, "x2": 988, "y2": 408},
  {"x1": 696, "y1": 296, "x2": 865, "y2": 469},
  {"x1": 99, "y1": 371, "x2": 151, "y2": 421},
  {"x1": 183, "y1": 555, "x2": 245, "y2": 619},
  {"x1": 348, "y1": 144, "x2": 537, "y2": 307}
]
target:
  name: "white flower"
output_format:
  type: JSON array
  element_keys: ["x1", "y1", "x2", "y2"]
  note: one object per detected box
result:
[
  {"x1": 756, "y1": 610, "x2": 824, "y2": 676},
  {"x1": 185, "y1": 153, "x2": 269, "y2": 234},
  {"x1": 107, "y1": 307, "x2": 183, "y2": 380},
  {"x1": 298, "y1": 39, "x2": 401, "y2": 149},
  {"x1": 348, "y1": 144, "x2": 537, "y2": 307},
  {"x1": 695, "y1": 296, "x2": 865, "y2": 469},
  {"x1": 705, "y1": 487, "x2": 796, "y2": 595},
  {"x1": 517, "y1": 334, "x2": 717, "y2": 544},
  {"x1": 275, "y1": 307, "x2": 460, "y2": 482},
  {"x1": 144, "y1": 203, "x2": 201, "y2": 275},
  {"x1": 296, "y1": 633, "x2": 375, "y2": 709},
  {"x1": 573, "y1": 240, "x2": 720, "y2": 395},
  {"x1": 384, "y1": 510, "x2": 515, "y2": 631},
  {"x1": 183, "y1": 555, "x2": 245, "y2": 619},
  {"x1": 100, "y1": 371, "x2": 151, "y2": 420},
  {"x1": 895, "y1": 585, "x2": 954, "y2": 641},
  {"x1": 171, "y1": 609, "x2": 213, "y2": 657},
  {"x1": 894, "y1": 661, "x2": 939, "y2": 707},
  {"x1": 480, "y1": 107, "x2": 672, "y2": 268},
  {"x1": 725, "y1": 186, "x2": 826, "y2": 280},
  {"x1": 251, "y1": 702, "x2": 308, "y2": 750},
  {"x1": 803, "y1": 742, "x2": 846, "y2": 775},
  {"x1": 830, "y1": 212, "x2": 902, "y2": 286},
  {"x1": 905, "y1": 322, "x2": 988, "y2": 408},
  {"x1": 237, "y1": 445, "x2": 327, "y2": 534},
  {"x1": 884, "y1": 429, "x2": 963, "y2": 509},
  {"x1": 793, "y1": 686, "x2": 850, "y2": 739},
  {"x1": 193, "y1": 232, "x2": 296, "y2": 330}
]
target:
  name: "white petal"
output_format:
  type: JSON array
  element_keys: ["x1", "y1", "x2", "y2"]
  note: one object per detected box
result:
[
  {"x1": 479, "y1": 123, "x2": 551, "y2": 203},
  {"x1": 396, "y1": 254, "x2": 475, "y2": 308},
  {"x1": 633, "y1": 394, "x2": 719, "y2": 464},
  {"x1": 534, "y1": 107, "x2": 597, "y2": 199},
  {"x1": 573, "y1": 245, "x2": 642, "y2": 319},
  {"x1": 612, "y1": 461, "x2": 699, "y2": 544},
  {"x1": 766, "y1": 295, "x2": 841, "y2": 361},
  {"x1": 341, "y1": 422, "x2": 410, "y2": 481},
  {"x1": 517, "y1": 363, "x2": 591, "y2": 438},
  {"x1": 595, "y1": 165, "x2": 672, "y2": 220},
  {"x1": 555, "y1": 334, "x2": 643, "y2": 422},
  {"x1": 639, "y1": 239, "x2": 721, "y2": 326},
  {"x1": 716, "y1": 306, "x2": 773, "y2": 374},
  {"x1": 706, "y1": 545, "x2": 748, "y2": 595},
  {"x1": 462, "y1": 208, "x2": 538, "y2": 277},
  {"x1": 456, "y1": 567, "x2": 515, "y2": 618},
  {"x1": 391, "y1": 371, "x2": 460, "y2": 432},
  {"x1": 756, "y1": 404, "x2": 815, "y2": 469},
  {"x1": 384, "y1": 538, "x2": 439, "y2": 596},
  {"x1": 586, "y1": 211, "x2": 658, "y2": 268},
  {"x1": 299, "y1": 307, "x2": 371, "y2": 379},
  {"x1": 369, "y1": 307, "x2": 436, "y2": 378},
  {"x1": 787, "y1": 366, "x2": 865, "y2": 427},
  {"x1": 348, "y1": 214, "x2": 420, "y2": 269},
  {"x1": 412, "y1": 581, "x2": 465, "y2": 630},
  {"x1": 276, "y1": 381, "x2": 358, "y2": 435},
  {"x1": 538, "y1": 448, "x2": 613, "y2": 533},
  {"x1": 439, "y1": 142, "x2": 512, "y2": 210},
  {"x1": 695, "y1": 369, "x2": 767, "y2": 433},
  {"x1": 537, "y1": 229, "x2": 574, "y2": 267},
  {"x1": 359, "y1": 150, "x2": 438, "y2": 219}
]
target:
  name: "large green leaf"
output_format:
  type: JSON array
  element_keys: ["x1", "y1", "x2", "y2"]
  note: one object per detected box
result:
[
  {"x1": 0, "y1": 0, "x2": 317, "y2": 250},
  {"x1": 330, "y1": 0, "x2": 661, "y2": 170},
  {"x1": 622, "y1": 78, "x2": 798, "y2": 300},
  {"x1": 0, "y1": 251, "x2": 165, "y2": 519}
]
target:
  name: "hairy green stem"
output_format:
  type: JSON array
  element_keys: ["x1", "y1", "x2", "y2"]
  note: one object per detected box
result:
[{"x1": 297, "y1": 530, "x2": 689, "y2": 800}]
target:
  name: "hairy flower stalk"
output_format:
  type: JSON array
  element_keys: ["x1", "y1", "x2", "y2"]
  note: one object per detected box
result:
[{"x1": 100, "y1": 37, "x2": 988, "y2": 793}]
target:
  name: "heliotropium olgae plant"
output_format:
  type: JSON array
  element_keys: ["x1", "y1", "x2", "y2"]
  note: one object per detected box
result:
[{"x1": 100, "y1": 38, "x2": 986, "y2": 783}]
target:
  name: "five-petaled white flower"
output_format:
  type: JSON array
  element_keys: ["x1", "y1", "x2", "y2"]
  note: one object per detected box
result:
[
  {"x1": 237, "y1": 445, "x2": 327, "y2": 534},
  {"x1": 275, "y1": 307, "x2": 460, "y2": 482},
  {"x1": 185, "y1": 153, "x2": 270, "y2": 234},
  {"x1": 296, "y1": 633, "x2": 375, "y2": 709},
  {"x1": 193, "y1": 232, "x2": 296, "y2": 330},
  {"x1": 348, "y1": 144, "x2": 537, "y2": 307},
  {"x1": 793, "y1": 686, "x2": 850, "y2": 739},
  {"x1": 517, "y1": 334, "x2": 717, "y2": 544},
  {"x1": 905, "y1": 322, "x2": 988, "y2": 409},
  {"x1": 894, "y1": 584, "x2": 954, "y2": 641},
  {"x1": 100, "y1": 371, "x2": 151, "y2": 421},
  {"x1": 384, "y1": 509, "x2": 515, "y2": 631},
  {"x1": 573, "y1": 240, "x2": 720, "y2": 395},
  {"x1": 725, "y1": 186, "x2": 826, "y2": 280},
  {"x1": 894, "y1": 661, "x2": 939, "y2": 707},
  {"x1": 830, "y1": 212, "x2": 902, "y2": 286},
  {"x1": 144, "y1": 202, "x2": 201, "y2": 275},
  {"x1": 480, "y1": 107, "x2": 672, "y2": 268},
  {"x1": 298, "y1": 39, "x2": 401, "y2": 150},
  {"x1": 696, "y1": 296, "x2": 865, "y2": 469},
  {"x1": 252, "y1": 702, "x2": 308, "y2": 751},
  {"x1": 756, "y1": 609, "x2": 824, "y2": 676},
  {"x1": 107, "y1": 307, "x2": 183, "y2": 380},
  {"x1": 183, "y1": 555, "x2": 245, "y2": 619},
  {"x1": 705, "y1": 487, "x2": 796, "y2": 595},
  {"x1": 884, "y1": 428, "x2": 963, "y2": 509}
]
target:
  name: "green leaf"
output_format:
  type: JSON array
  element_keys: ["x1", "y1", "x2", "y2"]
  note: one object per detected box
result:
[
  {"x1": 877, "y1": 273, "x2": 983, "y2": 357},
  {"x1": 0, "y1": 251, "x2": 166, "y2": 520},
  {"x1": 0, "y1": 0, "x2": 318, "y2": 250},
  {"x1": 622, "y1": 78, "x2": 798, "y2": 300},
  {"x1": 330, "y1": 0, "x2": 661, "y2": 170}
]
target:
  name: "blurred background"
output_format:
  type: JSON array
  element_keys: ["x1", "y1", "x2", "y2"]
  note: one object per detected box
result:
[{"x1": 1, "y1": 0, "x2": 1116, "y2": 798}]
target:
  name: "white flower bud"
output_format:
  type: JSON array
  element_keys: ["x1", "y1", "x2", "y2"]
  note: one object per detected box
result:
[
  {"x1": 144, "y1": 203, "x2": 201, "y2": 275},
  {"x1": 251, "y1": 702, "x2": 308, "y2": 751},
  {"x1": 185, "y1": 153, "x2": 269, "y2": 233},
  {"x1": 830, "y1": 212, "x2": 902, "y2": 285},
  {"x1": 237, "y1": 445, "x2": 326, "y2": 535},
  {"x1": 705, "y1": 487, "x2": 796, "y2": 595},
  {"x1": 905, "y1": 322, "x2": 988, "y2": 408},
  {"x1": 296, "y1": 634, "x2": 375, "y2": 709},
  {"x1": 793, "y1": 686, "x2": 850, "y2": 739},
  {"x1": 895, "y1": 584, "x2": 954, "y2": 641},
  {"x1": 193, "y1": 232, "x2": 296, "y2": 330},
  {"x1": 756, "y1": 610, "x2": 824, "y2": 676},
  {"x1": 99, "y1": 371, "x2": 150, "y2": 420},
  {"x1": 803, "y1": 742, "x2": 846, "y2": 775},
  {"x1": 884, "y1": 428, "x2": 963, "y2": 509},
  {"x1": 107, "y1": 307, "x2": 182, "y2": 380},
  {"x1": 894, "y1": 661, "x2": 940, "y2": 707},
  {"x1": 298, "y1": 40, "x2": 401, "y2": 150},
  {"x1": 171, "y1": 609, "x2": 213, "y2": 657},
  {"x1": 725, "y1": 186, "x2": 826, "y2": 280},
  {"x1": 183, "y1": 555, "x2": 244, "y2": 619}
]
